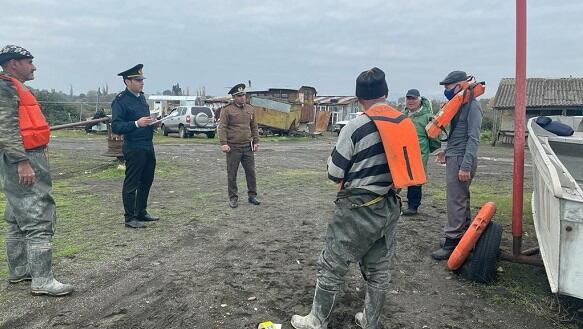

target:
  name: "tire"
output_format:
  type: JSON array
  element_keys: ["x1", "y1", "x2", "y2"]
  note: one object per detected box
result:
[
  {"x1": 456, "y1": 221, "x2": 502, "y2": 283},
  {"x1": 206, "y1": 132, "x2": 216, "y2": 139},
  {"x1": 448, "y1": 202, "x2": 496, "y2": 271},
  {"x1": 194, "y1": 112, "x2": 210, "y2": 127},
  {"x1": 179, "y1": 125, "x2": 187, "y2": 138},
  {"x1": 162, "y1": 124, "x2": 169, "y2": 136}
]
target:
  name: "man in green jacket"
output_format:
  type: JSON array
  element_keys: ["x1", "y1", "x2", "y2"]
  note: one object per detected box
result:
[{"x1": 401, "y1": 89, "x2": 441, "y2": 216}]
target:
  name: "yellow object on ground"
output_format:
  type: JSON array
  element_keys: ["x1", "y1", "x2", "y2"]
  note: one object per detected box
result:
[{"x1": 257, "y1": 321, "x2": 282, "y2": 329}]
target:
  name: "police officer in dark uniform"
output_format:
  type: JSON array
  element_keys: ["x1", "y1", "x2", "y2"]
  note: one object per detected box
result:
[{"x1": 111, "y1": 64, "x2": 159, "y2": 228}]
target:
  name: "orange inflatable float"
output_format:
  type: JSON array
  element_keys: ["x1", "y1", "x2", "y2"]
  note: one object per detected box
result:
[
  {"x1": 425, "y1": 78, "x2": 486, "y2": 139},
  {"x1": 447, "y1": 202, "x2": 497, "y2": 271}
]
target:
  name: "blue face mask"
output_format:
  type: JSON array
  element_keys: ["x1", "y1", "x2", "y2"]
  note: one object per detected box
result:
[{"x1": 444, "y1": 85, "x2": 458, "y2": 100}]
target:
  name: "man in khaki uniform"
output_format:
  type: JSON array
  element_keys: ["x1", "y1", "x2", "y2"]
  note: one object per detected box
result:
[{"x1": 218, "y1": 83, "x2": 260, "y2": 208}]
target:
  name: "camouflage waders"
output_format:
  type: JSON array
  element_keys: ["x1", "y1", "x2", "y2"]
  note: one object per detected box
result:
[
  {"x1": 292, "y1": 188, "x2": 400, "y2": 329},
  {"x1": 1, "y1": 148, "x2": 73, "y2": 295}
]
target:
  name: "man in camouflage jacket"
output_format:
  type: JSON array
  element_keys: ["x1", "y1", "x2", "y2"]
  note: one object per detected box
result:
[{"x1": 0, "y1": 45, "x2": 73, "y2": 296}]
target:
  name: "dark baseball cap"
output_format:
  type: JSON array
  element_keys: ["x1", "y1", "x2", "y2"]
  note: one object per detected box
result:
[{"x1": 406, "y1": 89, "x2": 420, "y2": 98}]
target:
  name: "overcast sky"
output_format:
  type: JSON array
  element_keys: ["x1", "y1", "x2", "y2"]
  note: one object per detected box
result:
[{"x1": 2, "y1": 0, "x2": 582, "y2": 99}]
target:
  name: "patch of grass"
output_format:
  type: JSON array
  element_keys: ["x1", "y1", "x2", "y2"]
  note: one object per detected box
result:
[
  {"x1": 0, "y1": 180, "x2": 102, "y2": 280},
  {"x1": 51, "y1": 129, "x2": 313, "y2": 146},
  {"x1": 259, "y1": 168, "x2": 334, "y2": 191},
  {"x1": 424, "y1": 181, "x2": 532, "y2": 226},
  {"x1": 85, "y1": 158, "x2": 175, "y2": 180},
  {"x1": 153, "y1": 132, "x2": 312, "y2": 145},
  {"x1": 87, "y1": 165, "x2": 126, "y2": 179},
  {"x1": 50, "y1": 130, "x2": 105, "y2": 140},
  {"x1": 480, "y1": 129, "x2": 492, "y2": 143},
  {"x1": 480, "y1": 263, "x2": 576, "y2": 329}
]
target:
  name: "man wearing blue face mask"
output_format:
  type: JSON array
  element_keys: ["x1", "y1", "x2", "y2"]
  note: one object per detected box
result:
[{"x1": 431, "y1": 70, "x2": 483, "y2": 260}]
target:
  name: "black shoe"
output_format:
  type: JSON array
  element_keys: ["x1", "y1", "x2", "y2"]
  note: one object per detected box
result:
[
  {"x1": 228, "y1": 199, "x2": 238, "y2": 208},
  {"x1": 138, "y1": 213, "x2": 159, "y2": 222},
  {"x1": 401, "y1": 208, "x2": 418, "y2": 216},
  {"x1": 248, "y1": 196, "x2": 261, "y2": 205},
  {"x1": 125, "y1": 220, "x2": 146, "y2": 229},
  {"x1": 431, "y1": 238, "x2": 460, "y2": 260}
]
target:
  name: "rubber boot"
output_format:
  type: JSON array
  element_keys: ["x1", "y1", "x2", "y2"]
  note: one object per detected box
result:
[
  {"x1": 6, "y1": 238, "x2": 31, "y2": 283},
  {"x1": 291, "y1": 284, "x2": 337, "y2": 329},
  {"x1": 355, "y1": 286, "x2": 386, "y2": 329},
  {"x1": 28, "y1": 242, "x2": 74, "y2": 296}
]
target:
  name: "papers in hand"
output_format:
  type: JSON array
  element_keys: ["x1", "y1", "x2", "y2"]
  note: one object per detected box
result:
[{"x1": 148, "y1": 115, "x2": 173, "y2": 126}]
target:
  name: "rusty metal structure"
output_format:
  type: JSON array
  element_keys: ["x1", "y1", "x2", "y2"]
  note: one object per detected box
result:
[
  {"x1": 50, "y1": 117, "x2": 123, "y2": 158},
  {"x1": 246, "y1": 86, "x2": 317, "y2": 123}
]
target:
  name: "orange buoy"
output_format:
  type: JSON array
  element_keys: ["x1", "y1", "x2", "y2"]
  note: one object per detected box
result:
[
  {"x1": 425, "y1": 79, "x2": 486, "y2": 139},
  {"x1": 447, "y1": 202, "x2": 497, "y2": 271}
]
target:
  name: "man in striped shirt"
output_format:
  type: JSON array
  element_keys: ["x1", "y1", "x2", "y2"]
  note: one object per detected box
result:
[{"x1": 291, "y1": 67, "x2": 400, "y2": 329}]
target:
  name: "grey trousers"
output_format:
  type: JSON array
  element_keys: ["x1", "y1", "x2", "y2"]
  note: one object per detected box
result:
[
  {"x1": 225, "y1": 144, "x2": 257, "y2": 200},
  {"x1": 1, "y1": 148, "x2": 56, "y2": 244},
  {"x1": 445, "y1": 156, "x2": 477, "y2": 239},
  {"x1": 317, "y1": 189, "x2": 400, "y2": 292}
]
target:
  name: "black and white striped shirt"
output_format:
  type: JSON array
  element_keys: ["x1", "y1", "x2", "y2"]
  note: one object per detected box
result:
[{"x1": 327, "y1": 110, "x2": 392, "y2": 195}]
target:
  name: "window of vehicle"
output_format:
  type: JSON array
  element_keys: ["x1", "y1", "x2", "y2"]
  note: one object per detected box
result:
[
  {"x1": 180, "y1": 107, "x2": 187, "y2": 115},
  {"x1": 190, "y1": 106, "x2": 214, "y2": 118}
]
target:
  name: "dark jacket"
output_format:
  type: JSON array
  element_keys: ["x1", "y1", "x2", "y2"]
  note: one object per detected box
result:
[
  {"x1": 111, "y1": 89, "x2": 154, "y2": 150},
  {"x1": 445, "y1": 99, "x2": 482, "y2": 171}
]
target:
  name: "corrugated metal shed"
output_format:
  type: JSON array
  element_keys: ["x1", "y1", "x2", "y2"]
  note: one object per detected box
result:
[
  {"x1": 493, "y1": 78, "x2": 583, "y2": 109},
  {"x1": 250, "y1": 97, "x2": 292, "y2": 113}
]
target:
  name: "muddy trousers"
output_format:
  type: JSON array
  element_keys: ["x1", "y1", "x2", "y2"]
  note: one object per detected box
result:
[
  {"x1": 0, "y1": 148, "x2": 55, "y2": 280},
  {"x1": 444, "y1": 156, "x2": 477, "y2": 239},
  {"x1": 225, "y1": 144, "x2": 257, "y2": 200},
  {"x1": 315, "y1": 189, "x2": 399, "y2": 327},
  {"x1": 122, "y1": 147, "x2": 156, "y2": 221}
]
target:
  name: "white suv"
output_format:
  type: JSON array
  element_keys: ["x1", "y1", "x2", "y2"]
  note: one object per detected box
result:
[
  {"x1": 333, "y1": 112, "x2": 363, "y2": 135},
  {"x1": 161, "y1": 106, "x2": 217, "y2": 138}
]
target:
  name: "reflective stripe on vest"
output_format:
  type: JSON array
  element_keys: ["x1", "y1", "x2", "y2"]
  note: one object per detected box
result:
[
  {"x1": 1, "y1": 75, "x2": 50, "y2": 149},
  {"x1": 365, "y1": 103, "x2": 427, "y2": 188}
]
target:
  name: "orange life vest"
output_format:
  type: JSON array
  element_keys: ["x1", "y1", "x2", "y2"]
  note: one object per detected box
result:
[
  {"x1": 425, "y1": 79, "x2": 485, "y2": 139},
  {"x1": 0, "y1": 75, "x2": 50, "y2": 149},
  {"x1": 365, "y1": 103, "x2": 427, "y2": 188}
]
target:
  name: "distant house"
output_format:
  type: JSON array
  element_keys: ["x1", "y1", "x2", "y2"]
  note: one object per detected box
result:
[
  {"x1": 314, "y1": 96, "x2": 359, "y2": 126},
  {"x1": 492, "y1": 78, "x2": 583, "y2": 144},
  {"x1": 246, "y1": 86, "x2": 317, "y2": 123}
]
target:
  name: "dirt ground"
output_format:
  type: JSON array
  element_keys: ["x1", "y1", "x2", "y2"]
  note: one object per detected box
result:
[{"x1": 0, "y1": 133, "x2": 576, "y2": 329}]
